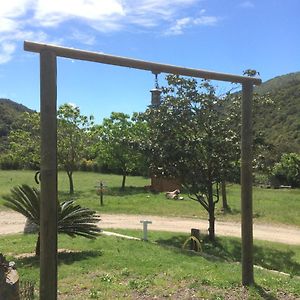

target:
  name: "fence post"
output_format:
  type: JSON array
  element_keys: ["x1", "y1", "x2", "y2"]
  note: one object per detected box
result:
[
  {"x1": 40, "y1": 49, "x2": 58, "y2": 299},
  {"x1": 100, "y1": 181, "x2": 104, "y2": 206},
  {"x1": 241, "y1": 82, "x2": 254, "y2": 285},
  {"x1": 190, "y1": 228, "x2": 201, "y2": 251}
]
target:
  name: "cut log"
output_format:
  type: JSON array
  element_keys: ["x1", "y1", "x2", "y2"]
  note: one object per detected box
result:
[{"x1": 0, "y1": 253, "x2": 20, "y2": 300}]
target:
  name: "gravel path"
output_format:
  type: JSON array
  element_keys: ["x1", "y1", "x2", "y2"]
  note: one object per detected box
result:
[{"x1": 1, "y1": 211, "x2": 300, "y2": 245}]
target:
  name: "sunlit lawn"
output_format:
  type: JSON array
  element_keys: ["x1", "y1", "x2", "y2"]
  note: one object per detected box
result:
[
  {"x1": 0, "y1": 170, "x2": 299, "y2": 299},
  {"x1": 1, "y1": 232, "x2": 300, "y2": 299},
  {"x1": 0, "y1": 170, "x2": 299, "y2": 226}
]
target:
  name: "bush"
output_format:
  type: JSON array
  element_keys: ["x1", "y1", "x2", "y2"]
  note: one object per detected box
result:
[
  {"x1": 79, "y1": 159, "x2": 98, "y2": 172},
  {"x1": 253, "y1": 173, "x2": 269, "y2": 186},
  {"x1": 0, "y1": 154, "x2": 21, "y2": 170},
  {"x1": 271, "y1": 153, "x2": 300, "y2": 187}
]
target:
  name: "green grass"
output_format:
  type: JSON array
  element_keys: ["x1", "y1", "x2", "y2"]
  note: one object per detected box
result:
[
  {"x1": 0, "y1": 170, "x2": 299, "y2": 227},
  {"x1": 113, "y1": 229, "x2": 300, "y2": 277},
  {"x1": 1, "y1": 171, "x2": 299, "y2": 298},
  {"x1": 1, "y1": 232, "x2": 300, "y2": 299}
]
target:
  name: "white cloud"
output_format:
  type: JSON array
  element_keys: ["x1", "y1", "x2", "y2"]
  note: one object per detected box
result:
[
  {"x1": 166, "y1": 15, "x2": 218, "y2": 36},
  {"x1": 123, "y1": 0, "x2": 199, "y2": 29},
  {"x1": 34, "y1": 0, "x2": 125, "y2": 27},
  {"x1": 71, "y1": 30, "x2": 96, "y2": 46},
  {"x1": 125, "y1": 0, "x2": 197, "y2": 18},
  {"x1": 0, "y1": 18, "x2": 19, "y2": 33},
  {"x1": 239, "y1": 1, "x2": 254, "y2": 8},
  {"x1": 0, "y1": 0, "x2": 219, "y2": 63},
  {"x1": 0, "y1": 42, "x2": 17, "y2": 64},
  {"x1": 0, "y1": 0, "x2": 33, "y2": 18},
  {"x1": 166, "y1": 17, "x2": 192, "y2": 35},
  {"x1": 194, "y1": 16, "x2": 218, "y2": 26}
]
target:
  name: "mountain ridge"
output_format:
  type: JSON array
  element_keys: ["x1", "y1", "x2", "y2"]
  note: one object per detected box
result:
[
  {"x1": 0, "y1": 98, "x2": 33, "y2": 151},
  {"x1": 254, "y1": 71, "x2": 300, "y2": 154}
]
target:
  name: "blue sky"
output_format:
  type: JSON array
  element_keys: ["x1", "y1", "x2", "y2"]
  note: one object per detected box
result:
[{"x1": 0, "y1": 0, "x2": 299, "y2": 123}]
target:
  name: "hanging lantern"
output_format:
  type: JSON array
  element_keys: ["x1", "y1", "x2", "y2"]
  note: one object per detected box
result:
[{"x1": 150, "y1": 73, "x2": 162, "y2": 107}]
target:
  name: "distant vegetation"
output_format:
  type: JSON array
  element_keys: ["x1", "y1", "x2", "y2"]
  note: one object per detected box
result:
[
  {"x1": 254, "y1": 72, "x2": 300, "y2": 154},
  {"x1": 0, "y1": 98, "x2": 33, "y2": 152},
  {"x1": 1, "y1": 71, "x2": 299, "y2": 155},
  {"x1": 0, "y1": 71, "x2": 299, "y2": 191},
  {"x1": 0, "y1": 171, "x2": 299, "y2": 226}
]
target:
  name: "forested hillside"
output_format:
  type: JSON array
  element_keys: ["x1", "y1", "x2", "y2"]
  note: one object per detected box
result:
[
  {"x1": 0, "y1": 98, "x2": 33, "y2": 151},
  {"x1": 254, "y1": 72, "x2": 300, "y2": 154}
]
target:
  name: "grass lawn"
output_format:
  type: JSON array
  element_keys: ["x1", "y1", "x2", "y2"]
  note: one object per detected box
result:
[
  {"x1": 0, "y1": 170, "x2": 299, "y2": 227},
  {"x1": 1, "y1": 231, "x2": 300, "y2": 299}
]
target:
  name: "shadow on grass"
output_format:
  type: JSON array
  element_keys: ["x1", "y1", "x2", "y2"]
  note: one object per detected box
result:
[
  {"x1": 252, "y1": 284, "x2": 278, "y2": 300},
  {"x1": 105, "y1": 186, "x2": 155, "y2": 197},
  {"x1": 156, "y1": 235, "x2": 300, "y2": 276},
  {"x1": 16, "y1": 250, "x2": 102, "y2": 268},
  {"x1": 58, "y1": 190, "x2": 94, "y2": 199},
  {"x1": 216, "y1": 208, "x2": 240, "y2": 216}
]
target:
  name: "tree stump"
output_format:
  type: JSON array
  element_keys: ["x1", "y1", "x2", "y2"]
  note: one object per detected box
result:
[
  {"x1": 24, "y1": 218, "x2": 39, "y2": 234},
  {"x1": 0, "y1": 253, "x2": 20, "y2": 300}
]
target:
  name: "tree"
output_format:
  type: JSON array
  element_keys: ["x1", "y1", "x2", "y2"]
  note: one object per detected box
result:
[
  {"x1": 143, "y1": 75, "x2": 239, "y2": 240},
  {"x1": 5, "y1": 104, "x2": 94, "y2": 194},
  {"x1": 271, "y1": 153, "x2": 300, "y2": 187},
  {"x1": 220, "y1": 75, "x2": 274, "y2": 193},
  {"x1": 6, "y1": 112, "x2": 40, "y2": 169},
  {"x1": 57, "y1": 104, "x2": 94, "y2": 194},
  {"x1": 95, "y1": 112, "x2": 147, "y2": 190},
  {"x1": 3, "y1": 184, "x2": 100, "y2": 256}
]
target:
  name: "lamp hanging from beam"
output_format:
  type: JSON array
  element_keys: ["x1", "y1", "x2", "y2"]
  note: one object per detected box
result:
[{"x1": 150, "y1": 73, "x2": 162, "y2": 107}]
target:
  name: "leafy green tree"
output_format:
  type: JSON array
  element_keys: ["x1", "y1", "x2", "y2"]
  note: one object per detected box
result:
[
  {"x1": 271, "y1": 153, "x2": 300, "y2": 187},
  {"x1": 143, "y1": 75, "x2": 239, "y2": 240},
  {"x1": 95, "y1": 112, "x2": 147, "y2": 190},
  {"x1": 222, "y1": 81, "x2": 275, "y2": 181},
  {"x1": 6, "y1": 112, "x2": 40, "y2": 169},
  {"x1": 57, "y1": 104, "x2": 94, "y2": 194},
  {"x1": 5, "y1": 104, "x2": 94, "y2": 194},
  {"x1": 3, "y1": 184, "x2": 100, "y2": 256},
  {"x1": 0, "y1": 98, "x2": 32, "y2": 154}
]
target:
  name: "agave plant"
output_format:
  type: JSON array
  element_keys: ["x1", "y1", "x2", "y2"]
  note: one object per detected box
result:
[{"x1": 3, "y1": 185, "x2": 100, "y2": 256}]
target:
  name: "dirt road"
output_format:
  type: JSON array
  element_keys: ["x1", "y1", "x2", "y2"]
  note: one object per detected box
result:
[{"x1": 1, "y1": 211, "x2": 299, "y2": 245}]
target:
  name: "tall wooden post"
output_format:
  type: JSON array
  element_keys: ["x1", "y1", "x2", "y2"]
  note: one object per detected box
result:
[
  {"x1": 40, "y1": 50, "x2": 58, "y2": 299},
  {"x1": 241, "y1": 82, "x2": 254, "y2": 285}
]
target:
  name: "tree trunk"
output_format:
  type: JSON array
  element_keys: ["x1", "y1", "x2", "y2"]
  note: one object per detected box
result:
[
  {"x1": 121, "y1": 173, "x2": 126, "y2": 191},
  {"x1": 35, "y1": 232, "x2": 40, "y2": 257},
  {"x1": 221, "y1": 180, "x2": 230, "y2": 211},
  {"x1": 207, "y1": 182, "x2": 215, "y2": 241},
  {"x1": 67, "y1": 171, "x2": 74, "y2": 194},
  {"x1": 208, "y1": 206, "x2": 215, "y2": 241}
]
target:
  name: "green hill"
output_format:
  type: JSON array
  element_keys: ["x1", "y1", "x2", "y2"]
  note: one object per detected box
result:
[
  {"x1": 254, "y1": 72, "x2": 300, "y2": 153},
  {"x1": 0, "y1": 98, "x2": 33, "y2": 151}
]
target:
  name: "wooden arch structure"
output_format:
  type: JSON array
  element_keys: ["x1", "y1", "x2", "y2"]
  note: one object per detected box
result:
[{"x1": 24, "y1": 41, "x2": 261, "y2": 300}]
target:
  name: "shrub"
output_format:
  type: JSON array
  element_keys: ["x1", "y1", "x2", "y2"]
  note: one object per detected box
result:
[
  {"x1": 3, "y1": 185, "x2": 101, "y2": 256},
  {"x1": 0, "y1": 154, "x2": 21, "y2": 170},
  {"x1": 271, "y1": 153, "x2": 300, "y2": 187}
]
